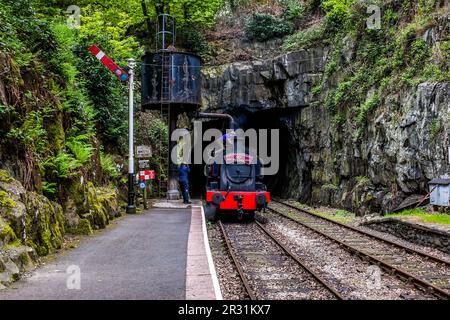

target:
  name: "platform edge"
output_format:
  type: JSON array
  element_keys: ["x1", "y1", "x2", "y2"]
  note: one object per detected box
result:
[{"x1": 199, "y1": 205, "x2": 223, "y2": 300}]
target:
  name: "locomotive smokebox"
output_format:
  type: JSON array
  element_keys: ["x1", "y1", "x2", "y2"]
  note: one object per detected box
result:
[{"x1": 141, "y1": 52, "x2": 202, "y2": 110}]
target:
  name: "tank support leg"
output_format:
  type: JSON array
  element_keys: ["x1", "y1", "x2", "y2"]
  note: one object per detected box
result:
[{"x1": 167, "y1": 108, "x2": 180, "y2": 200}]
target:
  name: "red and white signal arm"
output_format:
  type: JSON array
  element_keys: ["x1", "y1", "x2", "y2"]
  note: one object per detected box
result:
[
  {"x1": 139, "y1": 170, "x2": 156, "y2": 181},
  {"x1": 88, "y1": 44, "x2": 128, "y2": 81}
]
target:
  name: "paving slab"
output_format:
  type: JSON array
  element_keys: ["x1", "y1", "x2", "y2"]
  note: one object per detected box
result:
[{"x1": 185, "y1": 205, "x2": 222, "y2": 300}]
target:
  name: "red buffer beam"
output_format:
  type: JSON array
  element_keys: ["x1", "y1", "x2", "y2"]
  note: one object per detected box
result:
[{"x1": 88, "y1": 44, "x2": 129, "y2": 81}]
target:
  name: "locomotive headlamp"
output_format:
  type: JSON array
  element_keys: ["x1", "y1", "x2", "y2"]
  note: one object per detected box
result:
[{"x1": 256, "y1": 194, "x2": 267, "y2": 206}]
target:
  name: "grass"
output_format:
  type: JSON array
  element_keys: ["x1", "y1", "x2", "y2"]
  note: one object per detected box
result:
[
  {"x1": 291, "y1": 201, "x2": 356, "y2": 224},
  {"x1": 386, "y1": 209, "x2": 450, "y2": 225}
]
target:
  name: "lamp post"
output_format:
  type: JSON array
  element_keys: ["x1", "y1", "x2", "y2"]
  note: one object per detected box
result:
[{"x1": 127, "y1": 58, "x2": 137, "y2": 214}]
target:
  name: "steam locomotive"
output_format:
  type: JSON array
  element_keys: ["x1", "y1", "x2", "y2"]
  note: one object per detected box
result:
[{"x1": 203, "y1": 138, "x2": 271, "y2": 221}]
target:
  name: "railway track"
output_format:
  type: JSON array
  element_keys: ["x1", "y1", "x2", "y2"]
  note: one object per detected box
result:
[
  {"x1": 218, "y1": 220, "x2": 344, "y2": 300},
  {"x1": 269, "y1": 200, "x2": 450, "y2": 300}
]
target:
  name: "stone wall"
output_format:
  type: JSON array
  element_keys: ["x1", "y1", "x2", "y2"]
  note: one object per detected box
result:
[
  {"x1": 363, "y1": 218, "x2": 450, "y2": 254},
  {"x1": 202, "y1": 47, "x2": 329, "y2": 112}
]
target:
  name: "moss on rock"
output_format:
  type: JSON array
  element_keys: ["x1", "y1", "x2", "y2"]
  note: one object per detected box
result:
[
  {"x1": 0, "y1": 170, "x2": 13, "y2": 183},
  {"x1": 0, "y1": 217, "x2": 18, "y2": 246},
  {"x1": 0, "y1": 190, "x2": 17, "y2": 209},
  {"x1": 23, "y1": 192, "x2": 65, "y2": 256},
  {"x1": 45, "y1": 111, "x2": 65, "y2": 152},
  {"x1": 67, "y1": 218, "x2": 93, "y2": 235}
]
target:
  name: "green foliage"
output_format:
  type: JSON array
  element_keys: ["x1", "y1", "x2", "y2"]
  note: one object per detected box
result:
[
  {"x1": 283, "y1": 0, "x2": 306, "y2": 23},
  {"x1": 43, "y1": 152, "x2": 81, "y2": 179},
  {"x1": 66, "y1": 136, "x2": 94, "y2": 165},
  {"x1": 245, "y1": 13, "x2": 293, "y2": 42},
  {"x1": 441, "y1": 38, "x2": 450, "y2": 62},
  {"x1": 331, "y1": 113, "x2": 345, "y2": 128},
  {"x1": 429, "y1": 119, "x2": 442, "y2": 140},
  {"x1": 355, "y1": 176, "x2": 370, "y2": 188},
  {"x1": 42, "y1": 181, "x2": 57, "y2": 198},
  {"x1": 322, "y1": 0, "x2": 355, "y2": 31},
  {"x1": 297, "y1": 0, "x2": 448, "y2": 140},
  {"x1": 6, "y1": 111, "x2": 48, "y2": 155},
  {"x1": 179, "y1": 28, "x2": 211, "y2": 55},
  {"x1": 0, "y1": 191, "x2": 17, "y2": 209},
  {"x1": 282, "y1": 23, "x2": 325, "y2": 51},
  {"x1": 356, "y1": 92, "x2": 380, "y2": 127},
  {"x1": 0, "y1": 217, "x2": 18, "y2": 245},
  {"x1": 322, "y1": 183, "x2": 338, "y2": 191},
  {"x1": 100, "y1": 153, "x2": 120, "y2": 179},
  {"x1": 172, "y1": 0, "x2": 224, "y2": 27},
  {"x1": 136, "y1": 112, "x2": 169, "y2": 196},
  {"x1": 324, "y1": 80, "x2": 353, "y2": 113},
  {"x1": 334, "y1": 209, "x2": 355, "y2": 218},
  {"x1": 386, "y1": 209, "x2": 450, "y2": 225}
]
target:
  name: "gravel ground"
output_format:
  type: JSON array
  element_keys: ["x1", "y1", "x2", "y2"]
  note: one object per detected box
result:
[
  {"x1": 269, "y1": 202, "x2": 450, "y2": 296},
  {"x1": 207, "y1": 223, "x2": 249, "y2": 300},
  {"x1": 207, "y1": 201, "x2": 448, "y2": 300},
  {"x1": 284, "y1": 200, "x2": 450, "y2": 262},
  {"x1": 263, "y1": 212, "x2": 436, "y2": 300},
  {"x1": 222, "y1": 222, "x2": 337, "y2": 300},
  {"x1": 357, "y1": 224, "x2": 450, "y2": 262}
]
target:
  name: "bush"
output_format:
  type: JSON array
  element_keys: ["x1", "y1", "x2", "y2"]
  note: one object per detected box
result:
[
  {"x1": 179, "y1": 28, "x2": 210, "y2": 56},
  {"x1": 322, "y1": 0, "x2": 355, "y2": 31},
  {"x1": 245, "y1": 13, "x2": 293, "y2": 42},
  {"x1": 283, "y1": 0, "x2": 306, "y2": 23}
]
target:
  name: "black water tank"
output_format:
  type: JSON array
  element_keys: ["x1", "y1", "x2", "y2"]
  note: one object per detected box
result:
[{"x1": 141, "y1": 52, "x2": 202, "y2": 110}]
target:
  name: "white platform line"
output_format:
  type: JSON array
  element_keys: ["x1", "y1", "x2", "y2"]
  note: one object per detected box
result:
[{"x1": 198, "y1": 205, "x2": 223, "y2": 300}]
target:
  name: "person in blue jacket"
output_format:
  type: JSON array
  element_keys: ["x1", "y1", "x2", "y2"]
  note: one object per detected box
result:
[{"x1": 178, "y1": 163, "x2": 191, "y2": 204}]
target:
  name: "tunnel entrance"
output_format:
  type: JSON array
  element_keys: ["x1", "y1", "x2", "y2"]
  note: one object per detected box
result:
[
  {"x1": 186, "y1": 108, "x2": 301, "y2": 200},
  {"x1": 244, "y1": 108, "x2": 300, "y2": 198}
]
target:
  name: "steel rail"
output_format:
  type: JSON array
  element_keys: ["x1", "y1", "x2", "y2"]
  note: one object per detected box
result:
[
  {"x1": 218, "y1": 221, "x2": 257, "y2": 300},
  {"x1": 272, "y1": 199, "x2": 450, "y2": 266},
  {"x1": 254, "y1": 221, "x2": 344, "y2": 300},
  {"x1": 268, "y1": 205, "x2": 450, "y2": 300}
]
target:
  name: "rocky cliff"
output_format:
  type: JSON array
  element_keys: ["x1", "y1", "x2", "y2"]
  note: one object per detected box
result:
[{"x1": 201, "y1": 40, "x2": 449, "y2": 215}]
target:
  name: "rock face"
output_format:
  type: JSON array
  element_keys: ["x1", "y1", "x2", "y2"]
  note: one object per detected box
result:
[
  {"x1": 0, "y1": 169, "x2": 61, "y2": 285},
  {"x1": 0, "y1": 169, "x2": 65, "y2": 256},
  {"x1": 0, "y1": 169, "x2": 121, "y2": 285},
  {"x1": 202, "y1": 47, "x2": 450, "y2": 215},
  {"x1": 300, "y1": 81, "x2": 449, "y2": 215},
  {"x1": 202, "y1": 47, "x2": 329, "y2": 112}
]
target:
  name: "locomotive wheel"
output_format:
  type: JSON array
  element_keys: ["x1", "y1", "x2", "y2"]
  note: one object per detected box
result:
[{"x1": 205, "y1": 203, "x2": 218, "y2": 222}]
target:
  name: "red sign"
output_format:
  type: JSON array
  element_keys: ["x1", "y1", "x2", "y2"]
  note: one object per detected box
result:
[
  {"x1": 88, "y1": 44, "x2": 128, "y2": 81},
  {"x1": 139, "y1": 170, "x2": 156, "y2": 181}
]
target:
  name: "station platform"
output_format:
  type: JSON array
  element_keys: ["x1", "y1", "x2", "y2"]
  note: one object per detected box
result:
[{"x1": 0, "y1": 200, "x2": 222, "y2": 300}]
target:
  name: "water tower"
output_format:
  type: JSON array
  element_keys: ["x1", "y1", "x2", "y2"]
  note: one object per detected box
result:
[{"x1": 141, "y1": 14, "x2": 202, "y2": 200}]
